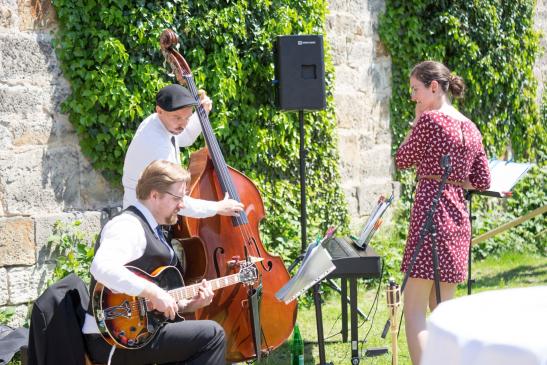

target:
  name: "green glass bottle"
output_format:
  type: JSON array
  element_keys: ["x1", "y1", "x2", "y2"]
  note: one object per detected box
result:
[{"x1": 290, "y1": 324, "x2": 304, "y2": 365}]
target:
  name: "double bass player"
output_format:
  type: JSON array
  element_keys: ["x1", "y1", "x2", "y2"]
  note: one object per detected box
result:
[{"x1": 122, "y1": 83, "x2": 244, "y2": 217}]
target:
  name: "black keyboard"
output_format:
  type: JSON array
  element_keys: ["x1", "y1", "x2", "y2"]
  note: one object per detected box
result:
[{"x1": 323, "y1": 236, "x2": 382, "y2": 278}]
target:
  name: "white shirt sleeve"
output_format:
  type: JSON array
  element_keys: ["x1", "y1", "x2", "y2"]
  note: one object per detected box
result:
[
  {"x1": 90, "y1": 214, "x2": 151, "y2": 296},
  {"x1": 176, "y1": 112, "x2": 203, "y2": 147},
  {"x1": 179, "y1": 196, "x2": 219, "y2": 218}
]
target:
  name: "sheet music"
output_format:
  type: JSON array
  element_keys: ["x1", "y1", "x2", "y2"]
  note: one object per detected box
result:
[
  {"x1": 356, "y1": 194, "x2": 393, "y2": 248},
  {"x1": 486, "y1": 160, "x2": 533, "y2": 194},
  {"x1": 275, "y1": 227, "x2": 337, "y2": 304}
]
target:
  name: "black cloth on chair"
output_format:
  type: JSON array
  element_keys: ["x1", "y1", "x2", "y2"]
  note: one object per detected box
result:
[
  {"x1": 0, "y1": 325, "x2": 29, "y2": 365},
  {"x1": 27, "y1": 274, "x2": 89, "y2": 365}
]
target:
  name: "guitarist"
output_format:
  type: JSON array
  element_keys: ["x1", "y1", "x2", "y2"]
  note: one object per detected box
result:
[{"x1": 82, "y1": 160, "x2": 226, "y2": 365}]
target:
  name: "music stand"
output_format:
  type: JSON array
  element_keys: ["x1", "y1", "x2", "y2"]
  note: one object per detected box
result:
[{"x1": 465, "y1": 160, "x2": 533, "y2": 294}]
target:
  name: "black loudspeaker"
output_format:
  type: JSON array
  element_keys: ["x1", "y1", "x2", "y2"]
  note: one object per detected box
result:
[{"x1": 274, "y1": 35, "x2": 326, "y2": 111}]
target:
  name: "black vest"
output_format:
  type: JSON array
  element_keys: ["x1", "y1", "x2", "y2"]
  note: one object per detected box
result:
[{"x1": 87, "y1": 205, "x2": 181, "y2": 314}]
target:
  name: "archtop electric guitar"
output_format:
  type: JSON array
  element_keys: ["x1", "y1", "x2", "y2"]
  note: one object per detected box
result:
[{"x1": 92, "y1": 260, "x2": 259, "y2": 349}]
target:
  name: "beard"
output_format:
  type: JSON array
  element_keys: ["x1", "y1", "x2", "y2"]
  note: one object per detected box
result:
[{"x1": 165, "y1": 211, "x2": 179, "y2": 225}]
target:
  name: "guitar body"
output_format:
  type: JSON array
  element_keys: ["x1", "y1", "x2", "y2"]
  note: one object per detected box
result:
[
  {"x1": 92, "y1": 262, "x2": 257, "y2": 350},
  {"x1": 91, "y1": 266, "x2": 183, "y2": 349}
]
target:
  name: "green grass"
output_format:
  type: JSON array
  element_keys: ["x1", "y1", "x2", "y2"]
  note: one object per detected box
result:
[
  {"x1": 5, "y1": 252, "x2": 545, "y2": 365},
  {"x1": 253, "y1": 252, "x2": 547, "y2": 365}
]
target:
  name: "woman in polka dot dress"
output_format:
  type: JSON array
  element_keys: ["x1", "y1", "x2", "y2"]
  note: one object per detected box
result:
[{"x1": 395, "y1": 61, "x2": 491, "y2": 365}]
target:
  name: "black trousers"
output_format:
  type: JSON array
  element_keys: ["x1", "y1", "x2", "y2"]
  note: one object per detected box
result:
[{"x1": 85, "y1": 320, "x2": 226, "y2": 365}]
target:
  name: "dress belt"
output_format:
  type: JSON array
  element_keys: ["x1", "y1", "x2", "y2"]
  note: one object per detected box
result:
[{"x1": 420, "y1": 175, "x2": 465, "y2": 188}]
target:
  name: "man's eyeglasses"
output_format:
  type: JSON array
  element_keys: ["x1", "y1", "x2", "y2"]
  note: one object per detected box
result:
[{"x1": 164, "y1": 190, "x2": 184, "y2": 203}]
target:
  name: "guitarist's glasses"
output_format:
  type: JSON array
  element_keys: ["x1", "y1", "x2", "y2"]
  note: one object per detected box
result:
[{"x1": 164, "y1": 190, "x2": 185, "y2": 204}]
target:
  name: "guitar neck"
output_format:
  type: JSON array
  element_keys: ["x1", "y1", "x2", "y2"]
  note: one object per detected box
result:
[{"x1": 168, "y1": 273, "x2": 241, "y2": 301}]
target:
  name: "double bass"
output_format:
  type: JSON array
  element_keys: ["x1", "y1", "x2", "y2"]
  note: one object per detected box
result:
[{"x1": 159, "y1": 29, "x2": 297, "y2": 362}]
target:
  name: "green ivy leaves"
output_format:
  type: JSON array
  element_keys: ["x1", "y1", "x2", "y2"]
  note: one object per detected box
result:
[
  {"x1": 379, "y1": 0, "x2": 545, "y2": 256},
  {"x1": 51, "y1": 0, "x2": 348, "y2": 259}
]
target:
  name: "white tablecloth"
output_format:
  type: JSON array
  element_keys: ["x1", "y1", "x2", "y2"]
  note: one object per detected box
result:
[{"x1": 421, "y1": 286, "x2": 547, "y2": 365}]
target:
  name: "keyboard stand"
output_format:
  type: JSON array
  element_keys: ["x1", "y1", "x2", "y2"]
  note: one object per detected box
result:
[
  {"x1": 313, "y1": 282, "x2": 333, "y2": 365},
  {"x1": 314, "y1": 276, "x2": 363, "y2": 365}
]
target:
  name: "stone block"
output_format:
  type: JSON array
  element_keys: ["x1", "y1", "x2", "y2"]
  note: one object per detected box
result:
[
  {"x1": 334, "y1": 65, "x2": 362, "y2": 93},
  {"x1": 0, "y1": 2, "x2": 16, "y2": 29},
  {"x1": 17, "y1": 0, "x2": 57, "y2": 31},
  {"x1": 333, "y1": 90, "x2": 368, "y2": 129},
  {"x1": 0, "y1": 111, "x2": 77, "y2": 149},
  {"x1": 0, "y1": 32, "x2": 59, "y2": 82},
  {"x1": 0, "y1": 123, "x2": 11, "y2": 150},
  {"x1": 0, "y1": 146, "x2": 80, "y2": 215},
  {"x1": 347, "y1": 39, "x2": 373, "y2": 69},
  {"x1": 79, "y1": 155, "x2": 123, "y2": 210},
  {"x1": 336, "y1": 131, "x2": 361, "y2": 177},
  {"x1": 356, "y1": 178, "x2": 394, "y2": 215},
  {"x1": 328, "y1": 13, "x2": 365, "y2": 37},
  {"x1": 0, "y1": 268, "x2": 8, "y2": 305},
  {"x1": 360, "y1": 144, "x2": 393, "y2": 178},
  {"x1": 0, "y1": 85, "x2": 47, "y2": 114},
  {"x1": 7, "y1": 264, "x2": 53, "y2": 304},
  {"x1": 0, "y1": 304, "x2": 30, "y2": 328},
  {"x1": 35, "y1": 211, "x2": 103, "y2": 264},
  {"x1": 370, "y1": 61, "x2": 391, "y2": 98},
  {"x1": 342, "y1": 185, "x2": 359, "y2": 217},
  {"x1": 326, "y1": 33, "x2": 347, "y2": 66},
  {"x1": 0, "y1": 217, "x2": 34, "y2": 266}
]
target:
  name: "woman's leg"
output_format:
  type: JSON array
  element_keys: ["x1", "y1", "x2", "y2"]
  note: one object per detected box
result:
[
  {"x1": 403, "y1": 277, "x2": 432, "y2": 365},
  {"x1": 428, "y1": 281, "x2": 457, "y2": 311}
]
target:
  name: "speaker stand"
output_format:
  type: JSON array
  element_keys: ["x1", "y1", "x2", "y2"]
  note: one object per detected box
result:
[
  {"x1": 298, "y1": 110, "x2": 330, "y2": 365},
  {"x1": 299, "y1": 109, "x2": 307, "y2": 253}
]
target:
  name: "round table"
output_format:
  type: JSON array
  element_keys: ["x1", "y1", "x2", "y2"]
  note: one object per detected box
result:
[{"x1": 421, "y1": 286, "x2": 547, "y2": 365}]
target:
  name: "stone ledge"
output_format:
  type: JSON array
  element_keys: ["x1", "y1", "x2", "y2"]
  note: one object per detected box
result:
[{"x1": 35, "y1": 211, "x2": 104, "y2": 264}]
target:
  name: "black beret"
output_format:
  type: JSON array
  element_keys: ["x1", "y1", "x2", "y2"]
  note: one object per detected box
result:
[{"x1": 156, "y1": 84, "x2": 198, "y2": 111}]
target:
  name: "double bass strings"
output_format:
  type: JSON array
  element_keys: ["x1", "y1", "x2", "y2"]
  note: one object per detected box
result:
[{"x1": 183, "y1": 73, "x2": 256, "y2": 256}]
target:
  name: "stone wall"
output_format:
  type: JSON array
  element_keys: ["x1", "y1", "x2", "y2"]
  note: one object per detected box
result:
[
  {"x1": 0, "y1": 0, "x2": 121, "y2": 326},
  {"x1": 326, "y1": 0, "x2": 396, "y2": 231}
]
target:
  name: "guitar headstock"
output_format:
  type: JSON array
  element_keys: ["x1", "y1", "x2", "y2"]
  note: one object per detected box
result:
[
  {"x1": 159, "y1": 29, "x2": 193, "y2": 86},
  {"x1": 238, "y1": 261, "x2": 258, "y2": 285}
]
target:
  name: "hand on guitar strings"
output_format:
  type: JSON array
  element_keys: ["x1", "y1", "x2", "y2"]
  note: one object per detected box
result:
[
  {"x1": 143, "y1": 284, "x2": 179, "y2": 320},
  {"x1": 177, "y1": 279, "x2": 215, "y2": 313}
]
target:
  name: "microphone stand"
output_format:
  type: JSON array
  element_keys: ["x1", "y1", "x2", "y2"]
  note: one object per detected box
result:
[{"x1": 382, "y1": 154, "x2": 452, "y2": 339}]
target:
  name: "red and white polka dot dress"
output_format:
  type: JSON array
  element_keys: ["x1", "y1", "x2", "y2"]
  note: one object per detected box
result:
[{"x1": 395, "y1": 111, "x2": 491, "y2": 283}]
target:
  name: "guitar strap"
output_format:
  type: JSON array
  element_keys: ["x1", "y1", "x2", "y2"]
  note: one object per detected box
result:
[{"x1": 248, "y1": 280, "x2": 263, "y2": 360}]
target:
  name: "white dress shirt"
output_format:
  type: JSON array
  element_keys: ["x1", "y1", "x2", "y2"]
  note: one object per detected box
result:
[
  {"x1": 122, "y1": 112, "x2": 217, "y2": 217},
  {"x1": 82, "y1": 202, "x2": 168, "y2": 334}
]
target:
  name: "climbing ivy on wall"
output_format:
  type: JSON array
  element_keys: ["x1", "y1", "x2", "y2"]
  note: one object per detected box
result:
[
  {"x1": 379, "y1": 0, "x2": 546, "y2": 255},
  {"x1": 50, "y1": 0, "x2": 348, "y2": 259}
]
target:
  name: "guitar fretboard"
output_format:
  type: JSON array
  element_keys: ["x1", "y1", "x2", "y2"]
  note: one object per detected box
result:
[{"x1": 168, "y1": 273, "x2": 241, "y2": 301}]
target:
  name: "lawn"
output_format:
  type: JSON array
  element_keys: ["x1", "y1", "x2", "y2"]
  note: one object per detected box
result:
[
  {"x1": 5, "y1": 252, "x2": 545, "y2": 365},
  {"x1": 254, "y1": 252, "x2": 547, "y2": 365}
]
